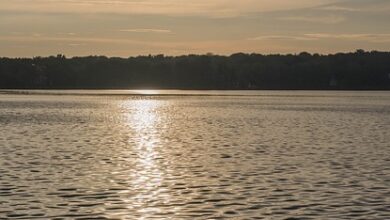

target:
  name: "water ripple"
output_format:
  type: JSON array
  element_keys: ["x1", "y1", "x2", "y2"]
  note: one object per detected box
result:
[{"x1": 0, "y1": 92, "x2": 389, "y2": 219}]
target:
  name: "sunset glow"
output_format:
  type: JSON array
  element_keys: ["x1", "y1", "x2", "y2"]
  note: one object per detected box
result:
[{"x1": 1, "y1": 0, "x2": 389, "y2": 57}]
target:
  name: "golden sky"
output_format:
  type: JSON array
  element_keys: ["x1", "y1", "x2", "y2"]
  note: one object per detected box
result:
[{"x1": 0, "y1": 0, "x2": 389, "y2": 57}]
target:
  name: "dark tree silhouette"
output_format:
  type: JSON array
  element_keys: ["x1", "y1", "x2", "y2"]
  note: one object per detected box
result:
[{"x1": 1, "y1": 50, "x2": 389, "y2": 90}]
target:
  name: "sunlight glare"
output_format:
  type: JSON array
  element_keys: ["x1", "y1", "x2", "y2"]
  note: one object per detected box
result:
[{"x1": 120, "y1": 99, "x2": 169, "y2": 217}]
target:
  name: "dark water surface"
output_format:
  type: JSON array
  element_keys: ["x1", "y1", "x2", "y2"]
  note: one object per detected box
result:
[{"x1": 0, "y1": 90, "x2": 389, "y2": 219}]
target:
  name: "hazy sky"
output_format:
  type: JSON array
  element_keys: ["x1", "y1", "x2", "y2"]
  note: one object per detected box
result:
[{"x1": 1, "y1": 0, "x2": 390, "y2": 57}]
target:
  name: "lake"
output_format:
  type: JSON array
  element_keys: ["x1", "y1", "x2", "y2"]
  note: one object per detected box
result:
[{"x1": 0, "y1": 90, "x2": 389, "y2": 219}]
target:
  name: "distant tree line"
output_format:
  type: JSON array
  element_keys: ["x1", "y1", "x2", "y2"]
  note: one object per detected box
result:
[{"x1": 1, "y1": 50, "x2": 390, "y2": 90}]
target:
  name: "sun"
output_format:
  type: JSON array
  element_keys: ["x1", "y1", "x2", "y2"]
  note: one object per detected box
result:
[{"x1": 135, "y1": 90, "x2": 160, "y2": 95}]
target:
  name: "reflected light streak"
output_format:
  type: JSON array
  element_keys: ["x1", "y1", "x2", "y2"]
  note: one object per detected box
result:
[{"x1": 121, "y1": 99, "x2": 168, "y2": 218}]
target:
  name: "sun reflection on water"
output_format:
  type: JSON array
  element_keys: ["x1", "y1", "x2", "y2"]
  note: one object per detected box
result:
[{"x1": 120, "y1": 99, "x2": 169, "y2": 218}]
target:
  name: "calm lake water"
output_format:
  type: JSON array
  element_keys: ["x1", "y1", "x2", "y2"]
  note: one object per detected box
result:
[{"x1": 0, "y1": 90, "x2": 389, "y2": 219}]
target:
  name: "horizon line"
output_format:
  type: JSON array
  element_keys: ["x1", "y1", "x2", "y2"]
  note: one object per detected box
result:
[{"x1": 1, "y1": 49, "x2": 389, "y2": 59}]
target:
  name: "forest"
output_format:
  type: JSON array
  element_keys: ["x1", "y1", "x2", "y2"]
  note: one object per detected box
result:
[{"x1": 1, "y1": 50, "x2": 390, "y2": 90}]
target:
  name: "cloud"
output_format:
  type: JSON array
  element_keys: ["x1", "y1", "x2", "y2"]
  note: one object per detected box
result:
[
  {"x1": 278, "y1": 15, "x2": 345, "y2": 24},
  {"x1": 0, "y1": 35, "x2": 146, "y2": 45},
  {"x1": 68, "y1": 43, "x2": 86, "y2": 47},
  {"x1": 0, "y1": 0, "x2": 340, "y2": 17},
  {"x1": 319, "y1": 5, "x2": 360, "y2": 12},
  {"x1": 119, "y1": 29, "x2": 172, "y2": 33},
  {"x1": 317, "y1": 0, "x2": 390, "y2": 13},
  {"x1": 248, "y1": 35, "x2": 316, "y2": 41},
  {"x1": 305, "y1": 33, "x2": 390, "y2": 43},
  {"x1": 248, "y1": 33, "x2": 390, "y2": 43}
]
